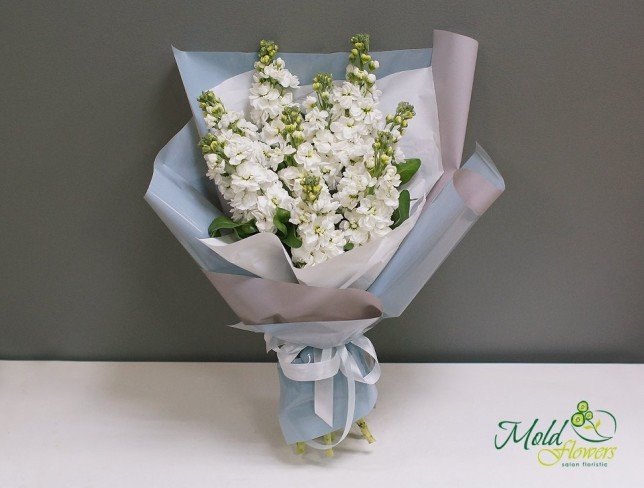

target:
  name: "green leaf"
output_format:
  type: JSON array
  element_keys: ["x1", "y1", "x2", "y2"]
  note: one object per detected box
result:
[
  {"x1": 273, "y1": 207, "x2": 291, "y2": 237},
  {"x1": 281, "y1": 223, "x2": 302, "y2": 249},
  {"x1": 583, "y1": 424, "x2": 593, "y2": 430},
  {"x1": 208, "y1": 216, "x2": 242, "y2": 237},
  {"x1": 276, "y1": 208, "x2": 289, "y2": 219},
  {"x1": 344, "y1": 242, "x2": 354, "y2": 251},
  {"x1": 396, "y1": 158, "x2": 421, "y2": 184},
  {"x1": 391, "y1": 189, "x2": 410, "y2": 228},
  {"x1": 234, "y1": 222, "x2": 258, "y2": 239},
  {"x1": 208, "y1": 216, "x2": 257, "y2": 239},
  {"x1": 274, "y1": 219, "x2": 287, "y2": 236}
]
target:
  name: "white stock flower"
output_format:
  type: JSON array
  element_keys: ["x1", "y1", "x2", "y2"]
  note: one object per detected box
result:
[
  {"x1": 333, "y1": 81, "x2": 361, "y2": 109},
  {"x1": 223, "y1": 134, "x2": 253, "y2": 166},
  {"x1": 199, "y1": 38, "x2": 417, "y2": 267},
  {"x1": 302, "y1": 107, "x2": 329, "y2": 138},
  {"x1": 230, "y1": 161, "x2": 264, "y2": 193},
  {"x1": 266, "y1": 140, "x2": 295, "y2": 170},
  {"x1": 294, "y1": 143, "x2": 322, "y2": 172},
  {"x1": 330, "y1": 116, "x2": 363, "y2": 141},
  {"x1": 291, "y1": 211, "x2": 346, "y2": 267},
  {"x1": 264, "y1": 58, "x2": 300, "y2": 88}
]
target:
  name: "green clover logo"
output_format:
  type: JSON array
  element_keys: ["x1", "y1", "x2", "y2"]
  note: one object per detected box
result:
[{"x1": 570, "y1": 400, "x2": 616, "y2": 442}]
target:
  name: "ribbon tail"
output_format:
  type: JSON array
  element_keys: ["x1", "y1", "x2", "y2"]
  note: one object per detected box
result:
[
  {"x1": 306, "y1": 347, "x2": 357, "y2": 450},
  {"x1": 314, "y1": 348, "x2": 334, "y2": 427}
]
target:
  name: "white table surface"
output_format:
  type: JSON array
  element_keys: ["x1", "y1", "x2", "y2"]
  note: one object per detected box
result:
[{"x1": 0, "y1": 362, "x2": 642, "y2": 487}]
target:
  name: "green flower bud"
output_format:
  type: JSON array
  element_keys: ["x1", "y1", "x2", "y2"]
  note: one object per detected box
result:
[
  {"x1": 396, "y1": 101, "x2": 416, "y2": 120},
  {"x1": 350, "y1": 33, "x2": 370, "y2": 51},
  {"x1": 258, "y1": 39, "x2": 279, "y2": 65},
  {"x1": 313, "y1": 72, "x2": 333, "y2": 95},
  {"x1": 197, "y1": 91, "x2": 227, "y2": 121}
]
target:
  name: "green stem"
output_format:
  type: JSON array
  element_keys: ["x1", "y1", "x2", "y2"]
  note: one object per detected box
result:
[
  {"x1": 323, "y1": 432, "x2": 334, "y2": 457},
  {"x1": 356, "y1": 417, "x2": 375, "y2": 443},
  {"x1": 295, "y1": 441, "x2": 306, "y2": 455}
]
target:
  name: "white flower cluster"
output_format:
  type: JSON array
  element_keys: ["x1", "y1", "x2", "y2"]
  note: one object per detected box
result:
[
  {"x1": 199, "y1": 93, "x2": 293, "y2": 234},
  {"x1": 200, "y1": 35, "x2": 418, "y2": 267}
]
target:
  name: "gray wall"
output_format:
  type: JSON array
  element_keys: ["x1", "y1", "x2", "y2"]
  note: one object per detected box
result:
[{"x1": 2, "y1": 1, "x2": 642, "y2": 362}]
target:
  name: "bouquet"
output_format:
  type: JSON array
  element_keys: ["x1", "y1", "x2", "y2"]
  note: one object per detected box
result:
[{"x1": 146, "y1": 30, "x2": 505, "y2": 455}]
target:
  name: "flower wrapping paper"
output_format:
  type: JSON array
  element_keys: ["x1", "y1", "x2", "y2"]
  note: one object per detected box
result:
[{"x1": 145, "y1": 30, "x2": 505, "y2": 448}]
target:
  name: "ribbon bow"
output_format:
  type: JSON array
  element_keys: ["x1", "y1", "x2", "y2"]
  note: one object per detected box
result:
[{"x1": 266, "y1": 334, "x2": 381, "y2": 450}]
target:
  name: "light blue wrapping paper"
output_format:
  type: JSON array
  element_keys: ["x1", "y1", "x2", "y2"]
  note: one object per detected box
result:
[
  {"x1": 278, "y1": 344, "x2": 378, "y2": 444},
  {"x1": 146, "y1": 31, "x2": 505, "y2": 445},
  {"x1": 370, "y1": 144, "x2": 504, "y2": 316}
]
